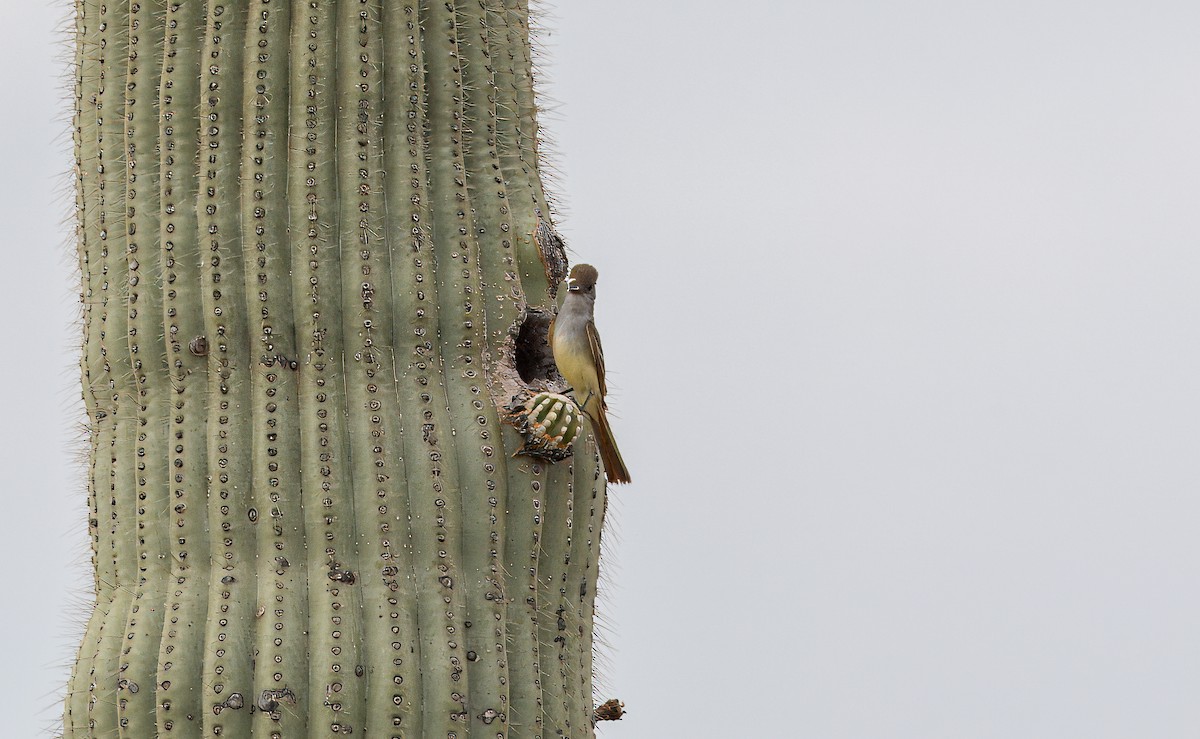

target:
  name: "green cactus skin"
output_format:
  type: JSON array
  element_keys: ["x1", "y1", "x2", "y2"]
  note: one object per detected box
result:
[
  {"x1": 120, "y1": 1, "x2": 171, "y2": 735},
  {"x1": 200, "y1": 3, "x2": 258, "y2": 736},
  {"x1": 64, "y1": 1, "x2": 613, "y2": 737}
]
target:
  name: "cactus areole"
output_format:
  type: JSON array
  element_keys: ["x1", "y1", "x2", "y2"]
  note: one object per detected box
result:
[{"x1": 65, "y1": 1, "x2": 613, "y2": 737}]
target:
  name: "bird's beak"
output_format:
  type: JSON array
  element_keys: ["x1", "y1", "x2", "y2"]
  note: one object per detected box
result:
[{"x1": 565, "y1": 276, "x2": 579, "y2": 292}]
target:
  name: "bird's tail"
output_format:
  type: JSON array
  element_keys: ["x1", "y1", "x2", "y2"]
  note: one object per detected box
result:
[{"x1": 590, "y1": 408, "x2": 631, "y2": 484}]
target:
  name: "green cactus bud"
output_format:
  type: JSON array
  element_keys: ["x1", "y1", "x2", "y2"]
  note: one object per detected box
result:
[{"x1": 509, "y1": 391, "x2": 582, "y2": 460}]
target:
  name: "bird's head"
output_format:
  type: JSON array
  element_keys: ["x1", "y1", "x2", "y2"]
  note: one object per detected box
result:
[{"x1": 566, "y1": 264, "x2": 599, "y2": 294}]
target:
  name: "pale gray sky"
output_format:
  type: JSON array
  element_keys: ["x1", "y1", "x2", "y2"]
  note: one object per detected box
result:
[{"x1": 6, "y1": 1, "x2": 1200, "y2": 737}]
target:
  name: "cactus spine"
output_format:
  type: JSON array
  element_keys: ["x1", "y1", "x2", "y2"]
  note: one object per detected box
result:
[{"x1": 65, "y1": 2, "x2": 610, "y2": 737}]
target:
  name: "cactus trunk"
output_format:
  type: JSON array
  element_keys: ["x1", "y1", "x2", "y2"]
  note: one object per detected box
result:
[{"x1": 65, "y1": 1, "x2": 608, "y2": 737}]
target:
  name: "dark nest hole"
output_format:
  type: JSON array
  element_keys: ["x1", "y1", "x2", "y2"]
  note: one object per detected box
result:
[{"x1": 514, "y1": 309, "x2": 557, "y2": 384}]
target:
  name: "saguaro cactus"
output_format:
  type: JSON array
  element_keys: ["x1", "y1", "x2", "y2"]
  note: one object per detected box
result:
[{"x1": 65, "y1": 1, "x2": 611, "y2": 737}]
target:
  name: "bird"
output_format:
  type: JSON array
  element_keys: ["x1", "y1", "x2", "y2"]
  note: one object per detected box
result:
[{"x1": 549, "y1": 264, "x2": 632, "y2": 484}]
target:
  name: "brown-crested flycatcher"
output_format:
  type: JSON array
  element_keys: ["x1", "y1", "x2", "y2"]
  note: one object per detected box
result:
[{"x1": 549, "y1": 264, "x2": 632, "y2": 484}]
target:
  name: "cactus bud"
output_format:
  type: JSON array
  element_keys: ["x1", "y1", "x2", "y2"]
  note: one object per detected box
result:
[{"x1": 508, "y1": 391, "x2": 582, "y2": 460}]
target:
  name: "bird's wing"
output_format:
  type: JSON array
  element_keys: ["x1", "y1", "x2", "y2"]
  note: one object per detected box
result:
[{"x1": 586, "y1": 319, "x2": 608, "y2": 406}]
